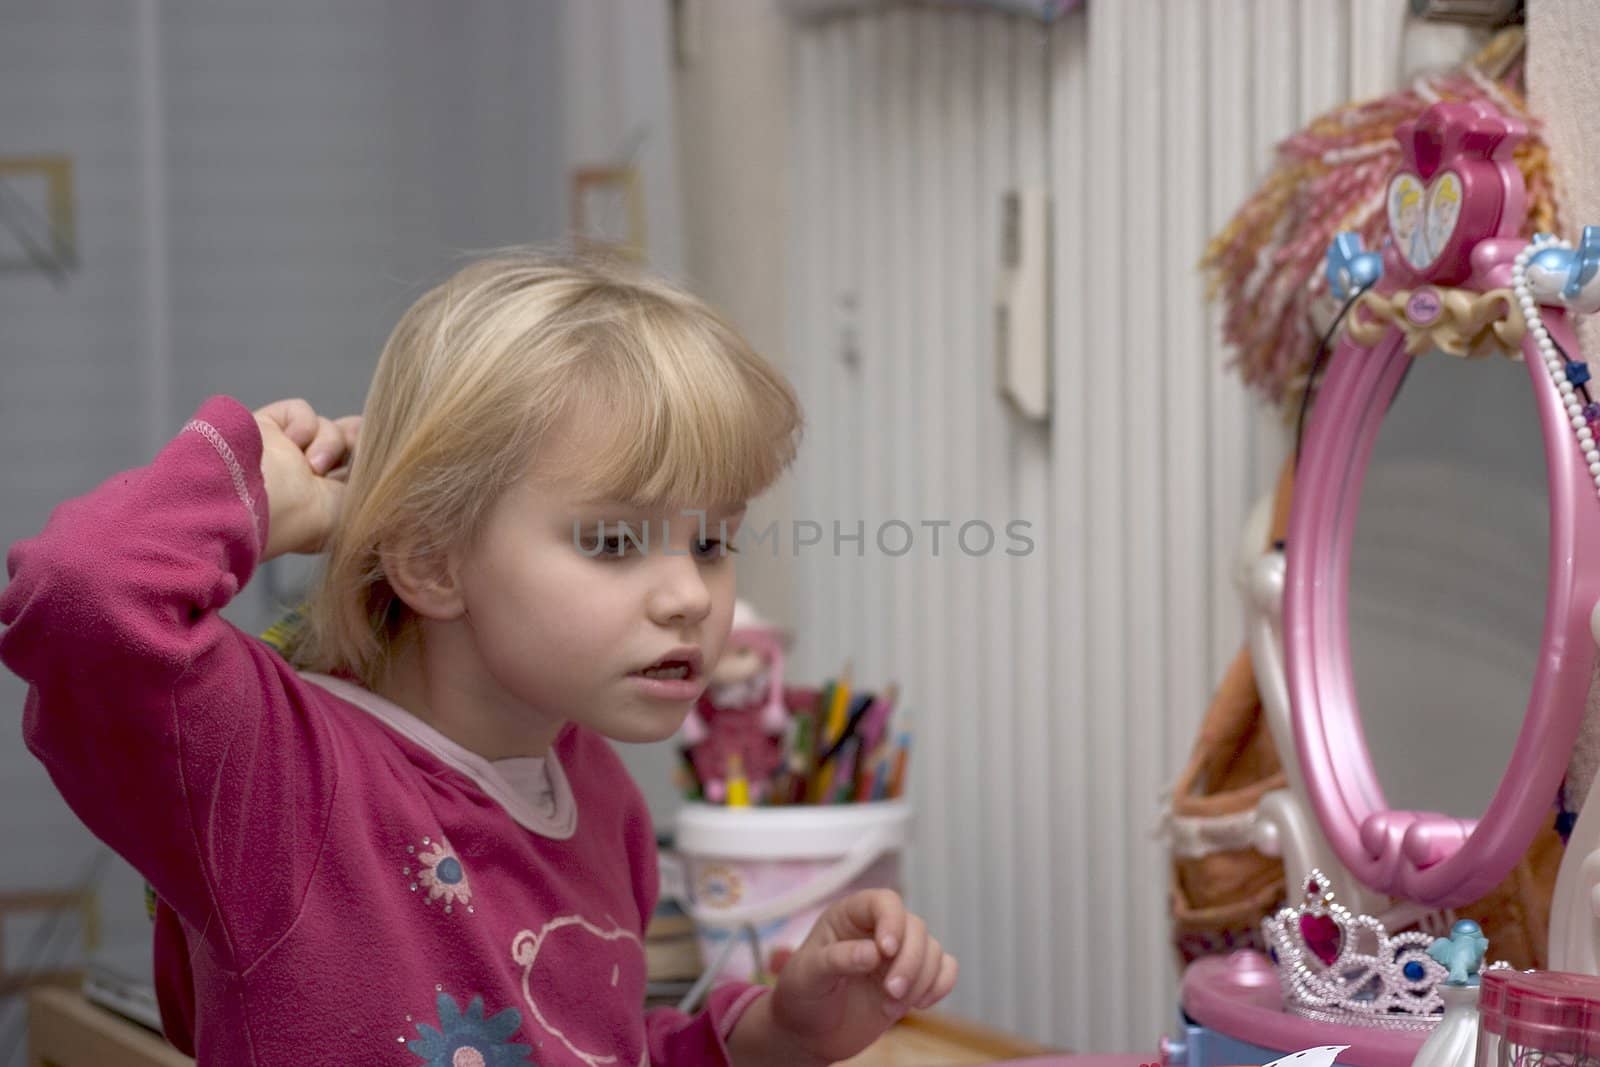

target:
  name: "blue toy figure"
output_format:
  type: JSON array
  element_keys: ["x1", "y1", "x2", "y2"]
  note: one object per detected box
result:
[
  {"x1": 1427, "y1": 919, "x2": 1489, "y2": 986},
  {"x1": 1412, "y1": 919, "x2": 1493, "y2": 1067}
]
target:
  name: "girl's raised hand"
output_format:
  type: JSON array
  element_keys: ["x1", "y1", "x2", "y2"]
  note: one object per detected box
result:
[{"x1": 253, "y1": 398, "x2": 361, "y2": 561}]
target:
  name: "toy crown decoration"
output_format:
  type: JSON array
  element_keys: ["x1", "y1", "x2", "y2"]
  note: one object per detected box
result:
[{"x1": 1261, "y1": 870, "x2": 1507, "y2": 1031}]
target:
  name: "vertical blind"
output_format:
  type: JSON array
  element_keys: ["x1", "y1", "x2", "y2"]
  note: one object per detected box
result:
[{"x1": 786, "y1": 0, "x2": 1406, "y2": 1050}]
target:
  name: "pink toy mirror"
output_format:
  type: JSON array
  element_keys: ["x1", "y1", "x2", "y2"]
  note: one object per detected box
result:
[
  {"x1": 1284, "y1": 100, "x2": 1600, "y2": 908},
  {"x1": 1347, "y1": 343, "x2": 1546, "y2": 821}
]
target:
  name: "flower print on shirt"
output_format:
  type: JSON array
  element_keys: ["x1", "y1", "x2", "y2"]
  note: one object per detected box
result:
[
  {"x1": 411, "y1": 835, "x2": 472, "y2": 912},
  {"x1": 407, "y1": 991, "x2": 532, "y2": 1066}
]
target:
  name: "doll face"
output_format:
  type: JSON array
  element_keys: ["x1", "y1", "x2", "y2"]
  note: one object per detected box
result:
[{"x1": 710, "y1": 641, "x2": 767, "y2": 686}]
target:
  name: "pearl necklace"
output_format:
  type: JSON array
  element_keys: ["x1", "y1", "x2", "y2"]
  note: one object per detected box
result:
[{"x1": 1511, "y1": 236, "x2": 1600, "y2": 499}]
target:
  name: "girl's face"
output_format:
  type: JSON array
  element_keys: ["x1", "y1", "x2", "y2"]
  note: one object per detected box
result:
[{"x1": 448, "y1": 422, "x2": 743, "y2": 750}]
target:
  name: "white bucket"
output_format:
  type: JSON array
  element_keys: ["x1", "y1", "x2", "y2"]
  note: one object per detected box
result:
[{"x1": 671, "y1": 800, "x2": 912, "y2": 982}]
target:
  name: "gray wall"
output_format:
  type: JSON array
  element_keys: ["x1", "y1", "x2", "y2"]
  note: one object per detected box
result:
[{"x1": 0, "y1": 3, "x2": 566, "y2": 1057}]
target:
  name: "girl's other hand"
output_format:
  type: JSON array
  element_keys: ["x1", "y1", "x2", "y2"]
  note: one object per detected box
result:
[{"x1": 759, "y1": 889, "x2": 958, "y2": 1065}]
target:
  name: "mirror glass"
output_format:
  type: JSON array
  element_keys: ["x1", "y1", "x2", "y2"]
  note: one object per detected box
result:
[{"x1": 1347, "y1": 349, "x2": 1547, "y2": 819}]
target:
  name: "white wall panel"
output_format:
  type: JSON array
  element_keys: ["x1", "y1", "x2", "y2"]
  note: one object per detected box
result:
[{"x1": 790, "y1": 0, "x2": 1409, "y2": 1050}]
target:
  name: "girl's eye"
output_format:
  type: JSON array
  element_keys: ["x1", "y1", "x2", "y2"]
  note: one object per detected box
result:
[
  {"x1": 578, "y1": 536, "x2": 633, "y2": 558},
  {"x1": 692, "y1": 539, "x2": 737, "y2": 561}
]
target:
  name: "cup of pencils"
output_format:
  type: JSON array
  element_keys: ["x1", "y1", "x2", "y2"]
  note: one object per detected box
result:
[
  {"x1": 676, "y1": 663, "x2": 912, "y2": 808},
  {"x1": 774, "y1": 667, "x2": 911, "y2": 807},
  {"x1": 669, "y1": 664, "x2": 914, "y2": 983}
]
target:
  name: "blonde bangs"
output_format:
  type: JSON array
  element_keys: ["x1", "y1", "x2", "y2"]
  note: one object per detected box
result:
[{"x1": 561, "y1": 299, "x2": 801, "y2": 510}]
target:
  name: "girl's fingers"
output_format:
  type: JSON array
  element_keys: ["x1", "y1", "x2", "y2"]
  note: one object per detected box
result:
[
  {"x1": 318, "y1": 415, "x2": 363, "y2": 475},
  {"x1": 322, "y1": 415, "x2": 363, "y2": 477},
  {"x1": 821, "y1": 939, "x2": 882, "y2": 977},
  {"x1": 255, "y1": 399, "x2": 320, "y2": 448},
  {"x1": 916, "y1": 954, "x2": 959, "y2": 1009},
  {"x1": 881, "y1": 914, "x2": 926, "y2": 1005},
  {"x1": 838, "y1": 890, "x2": 906, "y2": 957},
  {"x1": 306, "y1": 417, "x2": 347, "y2": 473},
  {"x1": 783, "y1": 937, "x2": 878, "y2": 1001},
  {"x1": 252, "y1": 402, "x2": 360, "y2": 472},
  {"x1": 334, "y1": 414, "x2": 363, "y2": 448},
  {"x1": 904, "y1": 937, "x2": 944, "y2": 1008}
]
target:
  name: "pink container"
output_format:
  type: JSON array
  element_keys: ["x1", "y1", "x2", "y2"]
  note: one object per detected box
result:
[{"x1": 1477, "y1": 970, "x2": 1600, "y2": 1067}]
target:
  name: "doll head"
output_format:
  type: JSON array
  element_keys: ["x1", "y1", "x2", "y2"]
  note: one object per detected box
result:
[
  {"x1": 712, "y1": 601, "x2": 786, "y2": 683},
  {"x1": 682, "y1": 601, "x2": 791, "y2": 743}
]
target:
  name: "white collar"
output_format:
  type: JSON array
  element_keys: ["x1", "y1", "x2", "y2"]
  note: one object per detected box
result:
[{"x1": 299, "y1": 672, "x2": 578, "y2": 840}]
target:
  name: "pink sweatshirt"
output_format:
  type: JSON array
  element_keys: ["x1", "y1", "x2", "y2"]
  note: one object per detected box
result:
[{"x1": 0, "y1": 395, "x2": 763, "y2": 1066}]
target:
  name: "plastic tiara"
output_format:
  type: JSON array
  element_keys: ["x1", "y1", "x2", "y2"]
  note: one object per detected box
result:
[{"x1": 1261, "y1": 870, "x2": 1506, "y2": 1031}]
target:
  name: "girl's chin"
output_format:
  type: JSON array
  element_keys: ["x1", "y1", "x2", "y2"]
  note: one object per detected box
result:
[{"x1": 601, "y1": 704, "x2": 693, "y2": 745}]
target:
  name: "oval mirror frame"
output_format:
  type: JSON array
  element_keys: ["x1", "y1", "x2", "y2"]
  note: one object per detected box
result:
[
  {"x1": 1285, "y1": 284, "x2": 1600, "y2": 908},
  {"x1": 1284, "y1": 99, "x2": 1600, "y2": 909}
]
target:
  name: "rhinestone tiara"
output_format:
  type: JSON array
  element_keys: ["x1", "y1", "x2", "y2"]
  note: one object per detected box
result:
[{"x1": 1261, "y1": 870, "x2": 1504, "y2": 1031}]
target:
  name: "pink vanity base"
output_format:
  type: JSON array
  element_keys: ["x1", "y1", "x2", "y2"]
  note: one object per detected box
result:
[
  {"x1": 996, "y1": 1056, "x2": 1156, "y2": 1067},
  {"x1": 1180, "y1": 953, "x2": 1425, "y2": 1067}
]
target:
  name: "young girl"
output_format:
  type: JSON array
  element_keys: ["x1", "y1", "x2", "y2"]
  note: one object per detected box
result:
[{"x1": 1, "y1": 253, "x2": 957, "y2": 1065}]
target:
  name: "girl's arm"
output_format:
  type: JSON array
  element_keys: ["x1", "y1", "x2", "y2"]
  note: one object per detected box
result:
[
  {"x1": 618, "y1": 790, "x2": 768, "y2": 1065},
  {"x1": 0, "y1": 395, "x2": 354, "y2": 967},
  {"x1": 646, "y1": 984, "x2": 774, "y2": 1065}
]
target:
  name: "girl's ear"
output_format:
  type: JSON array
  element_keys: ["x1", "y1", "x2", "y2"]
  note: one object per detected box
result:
[{"x1": 379, "y1": 540, "x2": 467, "y2": 621}]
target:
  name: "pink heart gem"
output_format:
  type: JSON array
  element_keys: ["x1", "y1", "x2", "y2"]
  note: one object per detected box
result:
[{"x1": 1300, "y1": 913, "x2": 1341, "y2": 965}]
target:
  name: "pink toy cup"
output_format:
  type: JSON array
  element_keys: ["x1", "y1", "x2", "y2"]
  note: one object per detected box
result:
[{"x1": 1478, "y1": 969, "x2": 1600, "y2": 1067}]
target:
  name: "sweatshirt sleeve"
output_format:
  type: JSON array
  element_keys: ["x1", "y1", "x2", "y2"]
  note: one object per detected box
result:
[
  {"x1": 622, "y1": 785, "x2": 767, "y2": 1065},
  {"x1": 0, "y1": 395, "x2": 340, "y2": 968},
  {"x1": 645, "y1": 983, "x2": 770, "y2": 1066}
]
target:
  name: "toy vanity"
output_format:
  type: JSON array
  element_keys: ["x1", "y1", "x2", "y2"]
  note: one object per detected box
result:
[{"x1": 1166, "y1": 98, "x2": 1600, "y2": 1066}]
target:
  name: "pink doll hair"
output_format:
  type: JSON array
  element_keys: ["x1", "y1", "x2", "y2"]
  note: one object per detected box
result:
[{"x1": 1202, "y1": 34, "x2": 1556, "y2": 410}]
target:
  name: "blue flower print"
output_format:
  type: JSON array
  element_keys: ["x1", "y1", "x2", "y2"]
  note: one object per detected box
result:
[{"x1": 408, "y1": 991, "x2": 532, "y2": 1066}]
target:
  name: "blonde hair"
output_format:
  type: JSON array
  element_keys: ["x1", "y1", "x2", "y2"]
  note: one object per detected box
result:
[{"x1": 287, "y1": 250, "x2": 803, "y2": 688}]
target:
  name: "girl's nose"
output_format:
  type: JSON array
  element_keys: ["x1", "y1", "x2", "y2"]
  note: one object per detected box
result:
[{"x1": 646, "y1": 553, "x2": 713, "y2": 627}]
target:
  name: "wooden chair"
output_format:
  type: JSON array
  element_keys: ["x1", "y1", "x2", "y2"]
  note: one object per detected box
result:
[{"x1": 0, "y1": 889, "x2": 98, "y2": 997}]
